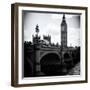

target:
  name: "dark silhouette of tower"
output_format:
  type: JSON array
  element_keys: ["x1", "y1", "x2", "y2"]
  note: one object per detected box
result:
[
  {"x1": 33, "y1": 24, "x2": 41, "y2": 45},
  {"x1": 61, "y1": 14, "x2": 67, "y2": 48}
]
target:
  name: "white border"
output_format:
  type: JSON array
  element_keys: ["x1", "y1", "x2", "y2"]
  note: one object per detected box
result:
[{"x1": 18, "y1": 6, "x2": 86, "y2": 84}]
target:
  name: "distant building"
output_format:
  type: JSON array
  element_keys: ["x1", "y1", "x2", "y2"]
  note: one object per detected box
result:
[
  {"x1": 32, "y1": 25, "x2": 52, "y2": 46},
  {"x1": 32, "y1": 34, "x2": 41, "y2": 45},
  {"x1": 43, "y1": 35, "x2": 51, "y2": 45},
  {"x1": 61, "y1": 14, "x2": 67, "y2": 48}
]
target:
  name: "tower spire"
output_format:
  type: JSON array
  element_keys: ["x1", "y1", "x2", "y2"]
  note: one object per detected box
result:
[
  {"x1": 63, "y1": 14, "x2": 65, "y2": 20},
  {"x1": 35, "y1": 24, "x2": 39, "y2": 35},
  {"x1": 62, "y1": 14, "x2": 66, "y2": 23}
]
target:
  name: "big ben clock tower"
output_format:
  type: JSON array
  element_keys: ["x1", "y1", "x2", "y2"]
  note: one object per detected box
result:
[{"x1": 61, "y1": 14, "x2": 67, "y2": 47}]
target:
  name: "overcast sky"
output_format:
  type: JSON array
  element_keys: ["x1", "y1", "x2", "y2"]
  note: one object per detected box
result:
[{"x1": 23, "y1": 11, "x2": 80, "y2": 47}]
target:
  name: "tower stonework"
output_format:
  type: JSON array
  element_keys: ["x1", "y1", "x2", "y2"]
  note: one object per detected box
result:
[{"x1": 61, "y1": 14, "x2": 67, "y2": 48}]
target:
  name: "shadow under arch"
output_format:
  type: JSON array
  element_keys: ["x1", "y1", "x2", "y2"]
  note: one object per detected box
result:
[{"x1": 40, "y1": 53, "x2": 62, "y2": 76}]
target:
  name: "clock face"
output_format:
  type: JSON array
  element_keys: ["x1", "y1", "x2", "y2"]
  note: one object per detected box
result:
[{"x1": 62, "y1": 26, "x2": 65, "y2": 31}]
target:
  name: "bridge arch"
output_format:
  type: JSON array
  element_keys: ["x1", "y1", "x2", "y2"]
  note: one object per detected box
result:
[
  {"x1": 40, "y1": 53, "x2": 61, "y2": 75},
  {"x1": 40, "y1": 51, "x2": 60, "y2": 62}
]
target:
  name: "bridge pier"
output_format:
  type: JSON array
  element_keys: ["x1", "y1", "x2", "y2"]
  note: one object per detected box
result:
[
  {"x1": 34, "y1": 45, "x2": 45, "y2": 76},
  {"x1": 35, "y1": 48, "x2": 41, "y2": 75}
]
